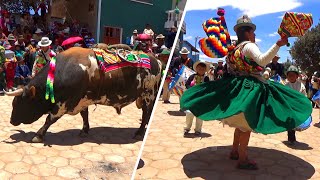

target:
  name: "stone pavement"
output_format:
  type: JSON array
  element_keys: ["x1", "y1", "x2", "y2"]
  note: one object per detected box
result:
[
  {"x1": 0, "y1": 96, "x2": 143, "y2": 180},
  {"x1": 135, "y1": 94, "x2": 320, "y2": 180}
]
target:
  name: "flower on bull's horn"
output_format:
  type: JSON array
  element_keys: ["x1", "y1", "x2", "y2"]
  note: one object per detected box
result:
[{"x1": 4, "y1": 88, "x2": 24, "y2": 96}]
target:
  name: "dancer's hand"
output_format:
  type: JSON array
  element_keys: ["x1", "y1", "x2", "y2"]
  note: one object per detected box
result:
[{"x1": 276, "y1": 36, "x2": 288, "y2": 47}]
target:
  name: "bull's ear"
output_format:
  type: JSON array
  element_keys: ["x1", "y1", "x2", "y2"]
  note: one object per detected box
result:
[{"x1": 29, "y1": 86, "x2": 36, "y2": 99}]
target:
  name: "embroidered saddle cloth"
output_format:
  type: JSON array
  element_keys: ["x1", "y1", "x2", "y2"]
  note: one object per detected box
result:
[{"x1": 92, "y1": 48, "x2": 151, "y2": 73}]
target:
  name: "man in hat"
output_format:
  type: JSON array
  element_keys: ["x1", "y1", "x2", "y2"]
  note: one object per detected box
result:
[
  {"x1": 266, "y1": 54, "x2": 285, "y2": 77},
  {"x1": 171, "y1": 47, "x2": 193, "y2": 78},
  {"x1": 33, "y1": 28, "x2": 43, "y2": 42},
  {"x1": 15, "y1": 35, "x2": 26, "y2": 51},
  {"x1": 214, "y1": 59, "x2": 224, "y2": 80},
  {"x1": 158, "y1": 48, "x2": 172, "y2": 103},
  {"x1": 4, "y1": 34, "x2": 16, "y2": 51},
  {"x1": 32, "y1": 37, "x2": 56, "y2": 77},
  {"x1": 130, "y1": 29, "x2": 138, "y2": 47},
  {"x1": 155, "y1": 34, "x2": 166, "y2": 54},
  {"x1": 143, "y1": 24, "x2": 155, "y2": 39}
]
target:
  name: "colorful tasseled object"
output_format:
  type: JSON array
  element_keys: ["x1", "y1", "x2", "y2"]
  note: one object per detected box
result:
[
  {"x1": 45, "y1": 56, "x2": 56, "y2": 103},
  {"x1": 199, "y1": 8, "x2": 234, "y2": 58}
]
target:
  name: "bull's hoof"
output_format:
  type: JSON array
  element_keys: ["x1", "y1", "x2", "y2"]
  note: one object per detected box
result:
[
  {"x1": 79, "y1": 130, "x2": 89, "y2": 137},
  {"x1": 136, "y1": 98, "x2": 143, "y2": 109},
  {"x1": 31, "y1": 136, "x2": 44, "y2": 143}
]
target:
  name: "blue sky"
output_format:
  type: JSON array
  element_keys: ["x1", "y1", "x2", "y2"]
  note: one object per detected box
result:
[{"x1": 183, "y1": 0, "x2": 320, "y2": 63}]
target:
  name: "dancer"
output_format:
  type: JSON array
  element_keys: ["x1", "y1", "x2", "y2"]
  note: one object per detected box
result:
[{"x1": 180, "y1": 13, "x2": 312, "y2": 170}]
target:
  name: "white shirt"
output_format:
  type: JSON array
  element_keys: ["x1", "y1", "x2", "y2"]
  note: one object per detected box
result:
[
  {"x1": 285, "y1": 80, "x2": 307, "y2": 96},
  {"x1": 241, "y1": 42, "x2": 280, "y2": 67}
]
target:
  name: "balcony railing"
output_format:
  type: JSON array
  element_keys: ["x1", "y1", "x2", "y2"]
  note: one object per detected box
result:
[{"x1": 164, "y1": 10, "x2": 186, "y2": 33}]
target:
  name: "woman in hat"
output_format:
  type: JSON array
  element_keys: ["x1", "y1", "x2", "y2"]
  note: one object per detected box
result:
[
  {"x1": 32, "y1": 37, "x2": 56, "y2": 77},
  {"x1": 180, "y1": 14, "x2": 312, "y2": 170}
]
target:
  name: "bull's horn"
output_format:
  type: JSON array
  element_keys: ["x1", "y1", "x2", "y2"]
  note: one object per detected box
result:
[{"x1": 4, "y1": 88, "x2": 24, "y2": 96}]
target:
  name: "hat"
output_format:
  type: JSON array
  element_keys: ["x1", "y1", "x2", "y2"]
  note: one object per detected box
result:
[
  {"x1": 179, "y1": 47, "x2": 190, "y2": 54},
  {"x1": 265, "y1": 67, "x2": 271, "y2": 73},
  {"x1": 193, "y1": 60, "x2": 209, "y2": 72},
  {"x1": 156, "y1": 34, "x2": 165, "y2": 39},
  {"x1": 263, "y1": 71, "x2": 270, "y2": 77},
  {"x1": 274, "y1": 54, "x2": 280, "y2": 58},
  {"x1": 160, "y1": 45, "x2": 167, "y2": 50},
  {"x1": 160, "y1": 48, "x2": 171, "y2": 55},
  {"x1": 7, "y1": 34, "x2": 15, "y2": 41},
  {"x1": 217, "y1": 59, "x2": 224, "y2": 63},
  {"x1": 133, "y1": 29, "x2": 138, "y2": 34},
  {"x1": 74, "y1": 43, "x2": 82, "y2": 47},
  {"x1": 63, "y1": 28, "x2": 70, "y2": 34},
  {"x1": 35, "y1": 28, "x2": 43, "y2": 34},
  {"x1": 152, "y1": 43, "x2": 158, "y2": 48},
  {"x1": 18, "y1": 35, "x2": 24, "y2": 40},
  {"x1": 233, "y1": 15, "x2": 256, "y2": 32},
  {"x1": 38, "y1": 37, "x2": 52, "y2": 47},
  {"x1": 286, "y1": 65, "x2": 299, "y2": 75}
]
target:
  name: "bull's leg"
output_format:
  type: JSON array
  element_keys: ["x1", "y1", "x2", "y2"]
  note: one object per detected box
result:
[
  {"x1": 79, "y1": 108, "x2": 90, "y2": 137},
  {"x1": 134, "y1": 97, "x2": 155, "y2": 139},
  {"x1": 32, "y1": 114, "x2": 61, "y2": 143}
]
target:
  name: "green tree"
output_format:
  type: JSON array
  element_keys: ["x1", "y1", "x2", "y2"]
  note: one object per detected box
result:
[{"x1": 291, "y1": 21, "x2": 320, "y2": 74}]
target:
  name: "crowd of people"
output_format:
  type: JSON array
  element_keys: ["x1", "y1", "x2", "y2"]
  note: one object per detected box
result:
[{"x1": 0, "y1": 9, "x2": 95, "y2": 95}]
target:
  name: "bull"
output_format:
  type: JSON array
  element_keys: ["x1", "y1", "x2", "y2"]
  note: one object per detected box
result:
[{"x1": 5, "y1": 46, "x2": 162, "y2": 143}]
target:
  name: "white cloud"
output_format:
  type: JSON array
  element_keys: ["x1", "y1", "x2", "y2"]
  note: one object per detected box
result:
[
  {"x1": 185, "y1": 0, "x2": 302, "y2": 17},
  {"x1": 278, "y1": 15, "x2": 284, "y2": 19},
  {"x1": 268, "y1": 32, "x2": 278, "y2": 37},
  {"x1": 199, "y1": 54, "x2": 214, "y2": 62},
  {"x1": 256, "y1": 38, "x2": 262, "y2": 42},
  {"x1": 184, "y1": 35, "x2": 193, "y2": 40}
]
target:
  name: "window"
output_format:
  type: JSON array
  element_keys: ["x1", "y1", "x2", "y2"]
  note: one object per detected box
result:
[{"x1": 130, "y1": 0, "x2": 153, "y2": 5}]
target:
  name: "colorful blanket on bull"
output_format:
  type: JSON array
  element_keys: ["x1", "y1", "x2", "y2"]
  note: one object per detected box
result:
[{"x1": 92, "y1": 48, "x2": 151, "y2": 73}]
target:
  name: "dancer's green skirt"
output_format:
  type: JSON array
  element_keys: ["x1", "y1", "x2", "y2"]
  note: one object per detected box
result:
[{"x1": 180, "y1": 76, "x2": 312, "y2": 134}]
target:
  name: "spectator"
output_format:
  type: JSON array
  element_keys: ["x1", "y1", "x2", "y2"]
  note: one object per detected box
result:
[
  {"x1": 214, "y1": 59, "x2": 224, "y2": 80},
  {"x1": 130, "y1": 29, "x2": 138, "y2": 47},
  {"x1": 143, "y1": 24, "x2": 154, "y2": 39},
  {"x1": 0, "y1": 28, "x2": 7, "y2": 44},
  {"x1": 171, "y1": 47, "x2": 193, "y2": 77},
  {"x1": 15, "y1": 35, "x2": 26, "y2": 51},
  {"x1": 166, "y1": 26, "x2": 177, "y2": 48},
  {"x1": 4, "y1": 50, "x2": 16, "y2": 91},
  {"x1": 14, "y1": 54, "x2": 31, "y2": 88},
  {"x1": 266, "y1": 54, "x2": 284, "y2": 77},
  {"x1": 155, "y1": 34, "x2": 166, "y2": 54},
  {"x1": 4, "y1": 34, "x2": 16, "y2": 50},
  {"x1": 32, "y1": 28, "x2": 43, "y2": 42},
  {"x1": 0, "y1": 10, "x2": 11, "y2": 35},
  {"x1": 159, "y1": 48, "x2": 172, "y2": 103}
]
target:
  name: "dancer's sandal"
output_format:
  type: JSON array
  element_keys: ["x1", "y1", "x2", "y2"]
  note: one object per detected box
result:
[
  {"x1": 229, "y1": 151, "x2": 239, "y2": 160},
  {"x1": 237, "y1": 160, "x2": 258, "y2": 170}
]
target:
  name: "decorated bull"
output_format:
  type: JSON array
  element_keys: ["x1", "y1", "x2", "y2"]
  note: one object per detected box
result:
[{"x1": 5, "y1": 45, "x2": 162, "y2": 143}]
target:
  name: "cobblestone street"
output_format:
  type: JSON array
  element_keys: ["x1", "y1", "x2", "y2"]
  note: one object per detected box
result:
[
  {"x1": 135, "y1": 95, "x2": 320, "y2": 180},
  {"x1": 0, "y1": 96, "x2": 142, "y2": 180}
]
